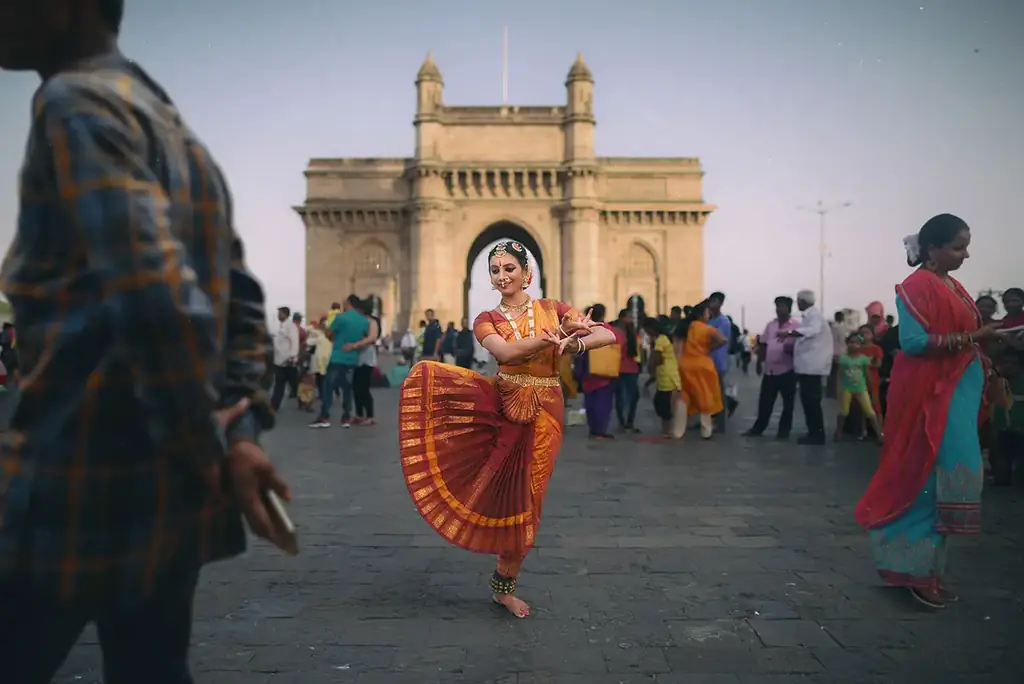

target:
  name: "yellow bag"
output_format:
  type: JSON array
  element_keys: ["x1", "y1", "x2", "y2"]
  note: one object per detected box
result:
[{"x1": 588, "y1": 344, "x2": 621, "y2": 378}]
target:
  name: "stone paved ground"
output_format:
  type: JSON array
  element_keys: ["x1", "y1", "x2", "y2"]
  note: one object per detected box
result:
[{"x1": 56, "y1": 371, "x2": 1024, "y2": 683}]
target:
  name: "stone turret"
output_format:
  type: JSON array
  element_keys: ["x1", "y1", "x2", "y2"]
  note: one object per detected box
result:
[
  {"x1": 415, "y1": 53, "x2": 443, "y2": 160},
  {"x1": 409, "y1": 53, "x2": 451, "y2": 326},
  {"x1": 560, "y1": 52, "x2": 600, "y2": 307},
  {"x1": 564, "y1": 53, "x2": 595, "y2": 163}
]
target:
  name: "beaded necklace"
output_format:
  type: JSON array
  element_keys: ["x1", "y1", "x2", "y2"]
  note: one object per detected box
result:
[{"x1": 499, "y1": 299, "x2": 535, "y2": 340}]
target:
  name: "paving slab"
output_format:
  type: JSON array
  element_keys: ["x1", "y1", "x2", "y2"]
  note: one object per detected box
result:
[{"x1": 51, "y1": 371, "x2": 1024, "y2": 682}]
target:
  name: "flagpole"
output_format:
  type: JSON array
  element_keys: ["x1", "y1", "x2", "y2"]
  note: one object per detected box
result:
[{"x1": 502, "y1": 26, "x2": 509, "y2": 105}]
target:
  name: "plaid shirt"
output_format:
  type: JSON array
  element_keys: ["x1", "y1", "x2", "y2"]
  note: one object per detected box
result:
[{"x1": 0, "y1": 54, "x2": 274, "y2": 604}]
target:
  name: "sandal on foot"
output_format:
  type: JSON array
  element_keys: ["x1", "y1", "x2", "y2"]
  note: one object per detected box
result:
[{"x1": 908, "y1": 587, "x2": 946, "y2": 609}]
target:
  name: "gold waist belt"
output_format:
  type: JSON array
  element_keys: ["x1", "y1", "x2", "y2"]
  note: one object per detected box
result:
[{"x1": 496, "y1": 372, "x2": 560, "y2": 387}]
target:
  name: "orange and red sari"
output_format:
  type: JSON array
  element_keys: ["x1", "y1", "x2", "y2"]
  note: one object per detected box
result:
[
  {"x1": 678, "y1": 321, "x2": 724, "y2": 416},
  {"x1": 399, "y1": 298, "x2": 577, "y2": 583}
]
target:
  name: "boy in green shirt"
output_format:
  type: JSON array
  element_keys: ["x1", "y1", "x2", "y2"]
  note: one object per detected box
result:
[{"x1": 835, "y1": 333, "x2": 884, "y2": 444}]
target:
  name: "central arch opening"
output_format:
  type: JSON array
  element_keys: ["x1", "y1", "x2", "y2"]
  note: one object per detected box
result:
[{"x1": 464, "y1": 221, "x2": 546, "y2": 324}]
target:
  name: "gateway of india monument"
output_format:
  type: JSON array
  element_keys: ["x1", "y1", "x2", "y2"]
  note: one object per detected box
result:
[{"x1": 295, "y1": 53, "x2": 715, "y2": 331}]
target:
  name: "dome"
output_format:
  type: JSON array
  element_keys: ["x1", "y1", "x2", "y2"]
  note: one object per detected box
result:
[
  {"x1": 566, "y1": 52, "x2": 592, "y2": 83},
  {"x1": 417, "y1": 52, "x2": 443, "y2": 83}
]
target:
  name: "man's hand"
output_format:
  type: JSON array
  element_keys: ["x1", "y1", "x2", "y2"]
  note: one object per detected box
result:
[
  {"x1": 200, "y1": 399, "x2": 292, "y2": 534},
  {"x1": 199, "y1": 398, "x2": 253, "y2": 496},
  {"x1": 225, "y1": 440, "x2": 292, "y2": 542}
]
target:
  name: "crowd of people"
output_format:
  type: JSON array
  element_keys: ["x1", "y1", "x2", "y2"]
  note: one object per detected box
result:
[
  {"x1": 0, "y1": 2, "x2": 1019, "y2": 677},
  {"x1": 265, "y1": 296, "x2": 387, "y2": 429},
  {"x1": 393, "y1": 219, "x2": 1023, "y2": 621},
  {"x1": 230, "y1": 224, "x2": 1024, "y2": 626}
]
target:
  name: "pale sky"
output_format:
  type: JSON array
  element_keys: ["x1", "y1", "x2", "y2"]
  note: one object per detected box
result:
[{"x1": 1, "y1": 0, "x2": 1021, "y2": 332}]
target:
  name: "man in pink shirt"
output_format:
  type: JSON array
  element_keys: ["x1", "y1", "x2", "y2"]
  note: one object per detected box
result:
[{"x1": 744, "y1": 296, "x2": 799, "y2": 439}]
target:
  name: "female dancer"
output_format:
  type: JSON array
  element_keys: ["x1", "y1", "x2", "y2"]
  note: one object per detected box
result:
[
  {"x1": 675, "y1": 301, "x2": 726, "y2": 439},
  {"x1": 398, "y1": 240, "x2": 616, "y2": 618},
  {"x1": 855, "y1": 214, "x2": 1003, "y2": 609}
]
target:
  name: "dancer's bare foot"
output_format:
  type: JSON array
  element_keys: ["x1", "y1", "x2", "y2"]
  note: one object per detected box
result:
[
  {"x1": 493, "y1": 593, "x2": 531, "y2": 618},
  {"x1": 938, "y1": 586, "x2": 959, "y2": 602}
]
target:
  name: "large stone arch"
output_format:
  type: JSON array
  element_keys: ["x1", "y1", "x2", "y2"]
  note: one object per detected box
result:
[
  {"x1": 615, "y1": 240, "x2": 661, "y2": 314},
  {"x1": 462, "y1": 220, "x2": 546, "y2": 321}
]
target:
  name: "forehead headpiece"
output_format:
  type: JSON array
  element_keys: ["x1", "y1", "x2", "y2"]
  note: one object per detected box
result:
[{"x1": 492, "y1": 242, "x2": 508, "y2": 259}]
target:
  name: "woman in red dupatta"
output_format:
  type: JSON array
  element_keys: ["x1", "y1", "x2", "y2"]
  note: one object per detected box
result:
[
  {"x1": 398, "y1": 240, "x2": 615, "y2": 618},
  {"x1": 855, "y1": 215, "x2": 1003, "y2": 609},
  {"x1": 1000, "y1": 288, "x2": 1024, "y2": 330}
]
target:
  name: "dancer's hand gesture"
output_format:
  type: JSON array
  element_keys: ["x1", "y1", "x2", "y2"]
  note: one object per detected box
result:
[
  {"x1": 543, "y1": 328, "x2": 576, "y2": 355},
  {"x1": 562, "y1": 309, "x2": 596, "y2": 335}
]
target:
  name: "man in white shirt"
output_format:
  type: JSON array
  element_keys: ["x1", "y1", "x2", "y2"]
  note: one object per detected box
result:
[
  {"x1": 778, "y1": 289, "x2": 833, "y2": 445},
  {"x1": 271, "y1": 306, "x2": 301, "y2": 411}
]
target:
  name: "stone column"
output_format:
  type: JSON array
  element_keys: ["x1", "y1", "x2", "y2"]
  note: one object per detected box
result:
[
  {"x1": 664, "y1": 213, "x2": 707, "y2": 307},
  {"x1": 560, "y1": 204, "x2": 601, "y2": 308},
  {"x1": 408, "y1": 201, "x2": 450, "y2": 324}
]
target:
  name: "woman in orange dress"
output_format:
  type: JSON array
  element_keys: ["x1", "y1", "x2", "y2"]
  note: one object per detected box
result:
[
  {"x1": 675, "y1": 301, "x2": 726, "y2": 439},
  {"x1": 398, "y1": 240, "x2": 616, "y2": 618}
]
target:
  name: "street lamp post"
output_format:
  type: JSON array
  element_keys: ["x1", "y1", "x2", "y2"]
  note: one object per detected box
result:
[{"x1": 796, "y1": 200, "x2": 852, "y2": 313}]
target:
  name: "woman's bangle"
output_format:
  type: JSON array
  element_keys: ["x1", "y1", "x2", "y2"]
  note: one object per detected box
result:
[
  {"x1": 558, "y1": 324, "x2": 568, "y2": 338},
  {"x1": 576, "y1": 337, "x2": 587, "y2": 355}
]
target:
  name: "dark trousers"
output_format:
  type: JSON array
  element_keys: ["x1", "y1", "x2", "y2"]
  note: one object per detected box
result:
[
  {"x1": 879, "y1": 378, "x2": 891, "y2": 417},
  {"x1": 713, "y1": 369, "x2": 728, "y2": 431},
  {"x1": 991, "y1": 430, "x2": 1023, "y2": 485},
  {"x1": 797, "y1": 373, "x2": 826, "y2": 438},
  {"x1": 614, "y1": 372, "x2": 640, "y2": 428},
  {"x1": 270, "y1": 364, "x2": 298, "y2": 411},
  {"x1": 653, "y1": 390, "x2": 674, "y2": 420},
  {"x1": 455, "y1": 354, "x2": 474, "y2": 369},
  {"x1": 0, "y1": 567, "x2": 199, "y2": 684},
  {"x1": 318, "y1": 362, "x2": 354, "y2": 421},
  {"x1": 749, "y1": 371, "x2": 797, "y2": 437},
  {"x1": 825, "y1": 360, "x2": 839, "y2": 399},
  {"x1": 352, "y1": 365, "x2": 374, "y2": 419},
  {"x1": 712, "y1": 368, "x2": 738, "y2": 431}
]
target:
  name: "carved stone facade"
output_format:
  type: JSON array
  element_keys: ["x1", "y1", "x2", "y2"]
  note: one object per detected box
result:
[{"x1": 296, "y1": 53, "x2": 715, "y2": 331}]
